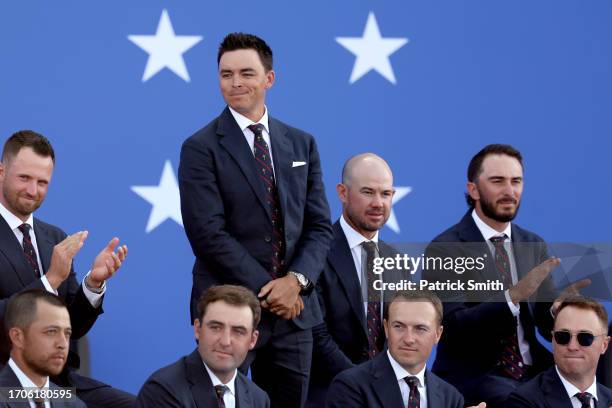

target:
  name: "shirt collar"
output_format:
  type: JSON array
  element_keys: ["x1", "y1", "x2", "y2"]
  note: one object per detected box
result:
[
  {"x1": 8, "y1": 358, "x2": 50, "y2": 389},
  {"x1": 228, "y1": 105, "x2": 269, "y2": 134},
  {"x1": 0, "y1": 201, "x2": 34, "y2": 231},
  {"x1": 555, "y1": 365, "x2": 598, "y2": 403},
  {"x1": 203, "y1": 361, "x2": 237, "y2": 397},
  {"x1": 340, "y1": 214, "x2": 379, "y2": 251},
  {"x1": 387, "y1": 350, "x2": 426, "y2": 386},
  {"x1": 471, "y1": 209, "x2": 512, "y2": 241}
]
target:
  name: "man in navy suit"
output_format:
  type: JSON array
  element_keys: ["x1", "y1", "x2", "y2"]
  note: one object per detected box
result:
[
  {"x1": 178, "y1": 33, "x2": 332, "y2": 408},
  {"x1": 423, "y1": 144, "x2": 585, "y2": 406},
  {"x1": 507, "y1": 295, "x2": 612, "y2": 407},
  {"x1": 0, "y1": 289, "x2": 87, "y2": 407},
  {"x1": 136, "y1": 285, "x2": 269, "y2": 408},
  {"x1": 307, "y1": 153, "x2": 402, "y2": 406},
  {"x1": 0, "y1": 130, "x2": 133, "y2": 407},
  {"x1": 326, "y1": 290, "x2": 467, "y2": 407}
]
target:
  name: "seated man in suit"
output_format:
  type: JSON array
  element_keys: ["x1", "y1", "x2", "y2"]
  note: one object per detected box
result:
[
  {"x1": 326, "y1": 290, "x2": 470, "y2": 408},
  {"x1": 0, "y1": 130, "x2": 133, "y2": 407},
  {"x1": 136, "y1": 285, "x2": 269, "y2": 408},
  {"x1": 506, "y1": 295, "x2": 612, "y2": 407},
  {"x1": 308, "y1": 153, "x2": 402, "y2": 406},
  {"x1": 0, "y1": 289, "x2": 86, "y2": 407}
]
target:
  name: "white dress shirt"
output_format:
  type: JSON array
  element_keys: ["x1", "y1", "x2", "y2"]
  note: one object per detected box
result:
[
  {"x1": 204, "y1": 362, "x2": 237, "y2": 408},
  {"x1": 0, "y1": 202, "x2": 105, "y2": 308},
  {"x1": 8, "y1": 358, "x2": 51, "y2": 408},
  {"x1": 228, "y1": 106, "x2": 275, "y2": 176},
  {"x1": 556, "y1": 366, "x2": 598, "y2": 408},
  {"x1": 387, "y1": 350, "x2": 428, "y2": 408},
  {"x1": 471, "y1": 209, "x2": 532, "y2": 365}
]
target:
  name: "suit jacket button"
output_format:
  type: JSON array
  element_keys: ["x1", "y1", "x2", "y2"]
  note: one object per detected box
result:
[{"x1": 264, "y1": 236, "x2": 272, "y2": 243}]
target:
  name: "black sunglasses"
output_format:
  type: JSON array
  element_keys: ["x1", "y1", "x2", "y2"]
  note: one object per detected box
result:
[{"x1": 552, "y1": 330, "x2": 606, "y2": 347}]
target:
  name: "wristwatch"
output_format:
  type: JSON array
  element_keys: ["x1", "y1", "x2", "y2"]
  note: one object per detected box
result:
[{"x1": 288, "y1": 271, "x2": 310, "y2": 291}]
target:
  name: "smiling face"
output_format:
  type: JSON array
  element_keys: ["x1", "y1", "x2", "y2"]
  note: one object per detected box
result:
[
  {"x1": 194, "y1": 300, "x2": 258, "y2": 383},
  {"x1": 384, "y1": 300, "x2": 443, "y2": 374},
  {"x1": 218, "y1": 48, "x2": 275, "y2": 122},
  {"x1": 553, "y1": 306, "x2": 609, "y2": 385},
  {"x1": 0, "y1": 147, "x2": 53, "y2": 221}
]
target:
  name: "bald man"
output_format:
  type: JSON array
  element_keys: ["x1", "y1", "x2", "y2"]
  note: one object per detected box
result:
[{"x1": 307, "y1": 153, "x2": 404, "y2": 406}]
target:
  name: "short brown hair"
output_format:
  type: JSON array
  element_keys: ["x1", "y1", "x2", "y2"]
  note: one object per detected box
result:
[
  {"x1": 196, "y1": 285, "x2": 261, "y2": 329},
  {"x1": 5, "y1": 290, "x2": 66, "y2": 338},
  {"x1": 384, "y1": 290, "x2": 443, "y2": 325},
  {"x1": 217, "y1": 33, "x2": 273, "y2": 72},
  {"x1": 2, "y1": 130, "x2": 55, "y2": 164},
  {"x1": 555, "y1": 295, "x2": 609, "y2": 331},
  {"x1": 466, "y1": 144, "x2": 523, "y2": 207}
]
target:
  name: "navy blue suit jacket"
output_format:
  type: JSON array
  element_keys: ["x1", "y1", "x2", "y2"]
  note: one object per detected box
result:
[
  {"x1": 179, "y1": 107, "x2": 332, "y2": 329},
  {"x1": 0, "y1": 216, "x2": 102, "y2": 374},
  {"x1": 506, "y1": 365, "x2": 612, "y2": 408},
  {"x1": 423, "y1": 211, "x2": 556, "y2": 394},
  {"x1": 312, "y1": 221, "x2": 403, "y2": 384},
  {"x1": 326, "y1": 352, "x2": 464, "y2": 408},
  {"x1": 135, "y1": 349, "x2": 270, "y2": 408}
]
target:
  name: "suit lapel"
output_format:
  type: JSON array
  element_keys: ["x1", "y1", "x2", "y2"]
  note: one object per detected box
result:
[
  {"x1": 217, "y1": 108, "x2": 272, "y2": 222},
  {"x1": 235, "y1": 374, "x2": 252, "y2": 408},
  {"x1": 371, "y1": 353, "x2": 405, "y2": 407},
  {"x1": 330, "y1": 222, "x2": 367, "y2": 336},
  {"x1": 456, "y1": 212, "x2": 499, "y2": 282},
  {"x1": 185, "y1": 350, "x2": 219, "y2": 408},
  {"x1": 0, "y1": 215, "x2": 33, "y2": 286},
  {"x1": 542, "y1": 367, "x2": 574, "y2": 408},
  {"x1": 268, "y1": 118, "x2": 293, "y2": 234},
  {"x1": 33, "y1": 219, "x2": 54, "y2": 274},
  {"x1": 424, "y1": 370, "x2": 444, "y2": 407}
]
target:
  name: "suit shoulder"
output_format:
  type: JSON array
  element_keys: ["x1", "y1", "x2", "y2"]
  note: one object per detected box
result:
[
  {"x1": 427, "y1": 371, "x2": 463, "y2": 401},
  {"x1": 33, "y1": 218, "x2": 66, "y2": 239},
  {"x1": 512, "y1": 223, "x2": 545, "y2": 243},
  {"x1": 431, "y1": 220, "x2": 464, "y2": 242},
  {"x1": 333, "y1": 358, "x2": 372, "y2": 384},
  {"x1": 237, "y1": 372, "x2": 269, "y2": 404},
  {"x1": 271, "y1": 118, "x2": 314, "y2": 142},
  {"x1": 142, "y1": 356, "x2": 188, "y2": 389},
  {"x1": 182, "y1": 115, "x2": 223, "y2": 148}
]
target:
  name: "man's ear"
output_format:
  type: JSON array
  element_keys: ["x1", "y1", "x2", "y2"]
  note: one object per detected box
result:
[
  {"x1": 193, "y1": 319, "x2": 201, "y2": 341},
  {"x1": 265, "y1": 70, "x2": 275, "y2": 90},
  {"x1": 435, "y1": 325, "x2": 443, "y2": 344},
  {"x1": 336, "y1": 183, "x2": 347, "y2": 203},
  {"x1": 8, "y1": 327, "x2": 24, "y2": 350},
  {"x1": 249, "y1": 330, "x2": 259, "y2": 350},
  {"x1": 467, "y1": 181, "x2": 479, "y2": 202}
]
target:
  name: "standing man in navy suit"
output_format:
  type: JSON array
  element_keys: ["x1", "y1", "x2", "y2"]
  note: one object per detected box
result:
[
  {"x1": 507, "y1": 295, "x2": 612, "y2": 407},
  {"x1": 424, "y1": 144, "x2": 586, "y2": 406},
  {"x1": 326, "y1": 291, "x2": 468, "y2": 408},
  {"x1": 0, "y1": 130, "x2": 133, "y2": 407},
  {"x1": 179, "y1": 33, "x2": 332, "y2": 408},
  {"x1": 307, "y1": 153, "x2": 401, "y2": 406}
]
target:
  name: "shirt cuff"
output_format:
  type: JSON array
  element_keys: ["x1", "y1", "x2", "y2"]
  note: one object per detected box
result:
[
  {"x1": 40, "y1": 276, "x2": 58, "y2": 295},
  {"x1": 505, "y1": 290, "x2": 520, "y2": 316},
  {"x1": 82, "y1": 271, "x2": 105, "y2": 308}
]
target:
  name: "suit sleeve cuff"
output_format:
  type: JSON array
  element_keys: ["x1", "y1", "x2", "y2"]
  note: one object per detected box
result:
[
  {"x1": 82, "y1": 271, "x2": 105, "y2": 308},
  {"x1": 40, "y1": 276, "x2": 58, "y2": 295}
]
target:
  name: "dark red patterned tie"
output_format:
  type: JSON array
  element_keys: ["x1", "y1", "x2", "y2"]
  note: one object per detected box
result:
[
  {"x1": 490, "y1": 235, "x2": 525, "y2": 380},
  {"x1": 404, "y1": 376, "x2": 420, "y2": 408},
  {"x1": 248, "y1": 124, "x2": 284, "y2": 279},
  {"x1": 575, "y1": 392, "x2": 593, "y2": 408},
  {"x1": 362, "y1": 241, "x2": 382, "y2": 358},
  {"x1": 18, "y1": 223, "x2": 40, "y2": 278},
  {"x1": 214, "y1": 384, "x2": 227, "y2": 408}
]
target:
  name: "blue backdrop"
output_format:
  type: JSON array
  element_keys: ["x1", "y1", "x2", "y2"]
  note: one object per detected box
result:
[{"x1": 1, "y1": 0, "x2": 611, "y2": 393}]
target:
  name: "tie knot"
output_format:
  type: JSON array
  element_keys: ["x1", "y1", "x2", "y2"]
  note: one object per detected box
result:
[
  {"x1": 575, "y1": 392, "x2": 593, "y2": 405},
  {"x1": 362, "y1": 241, "x2": 377, "y2": 257},
  {"x1": 214, "y1": 384, "x2": 228, "y2": 398},
  {"x1": 18, "y1": 223, "x2": 31, "y2": 235},
  {"x1": 489, "y1": 234, "x2": 507, "y2": 246},
  {"x1": 404, "y1": 376, "x2": 419, "y2": 389},
  {"x1": 248, "y1": 123, "x2": 265, "y2": 136}
]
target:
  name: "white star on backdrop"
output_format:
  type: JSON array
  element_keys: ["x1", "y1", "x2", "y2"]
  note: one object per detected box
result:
[
  {"x1": 386, "y1": 186, "x2": 412, "y2": 234},
  {"x1": 336, "y1": 12, "x2": 409, "y2": 84},
  {"x1": 131, "y1": 160, "x2": 183, "y2": 233},
  {"x1": 128, "y1": 9, "x2": 202, "y2": 82}
]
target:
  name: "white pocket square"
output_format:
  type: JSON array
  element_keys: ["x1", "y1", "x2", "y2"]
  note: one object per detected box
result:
[{"x1": 292, "y1": 161, "x2": 307, "y2": 168}]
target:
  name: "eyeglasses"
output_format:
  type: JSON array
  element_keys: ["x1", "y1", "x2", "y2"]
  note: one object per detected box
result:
[{"x1": 552, "y1": 330, "x2": 607, "y2": 347}]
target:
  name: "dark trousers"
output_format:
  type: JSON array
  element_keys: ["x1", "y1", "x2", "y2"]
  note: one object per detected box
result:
[{"x1": 240, "y1": 311, "x2": 312, "y2": 408}]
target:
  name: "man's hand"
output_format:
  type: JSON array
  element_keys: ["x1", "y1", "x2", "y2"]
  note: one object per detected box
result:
[
  {"x1": 258, "y1": 275, "x2": 302, "y2": 320},
  {"x1": 509, "y1": 257, "x2": 560, "y2": 304},
  {"x1": 467, "y1": 403, "x2": 486, "y2": 408},
  {"x1": 87, "y1": 238, "x2": 128, "y2": 288},
  {"x1": 552, "y1": 278, "x2": 592, "y2": 315},
  {"x1": 46, "y1": 231, "x2": 89, "y2": 290}
]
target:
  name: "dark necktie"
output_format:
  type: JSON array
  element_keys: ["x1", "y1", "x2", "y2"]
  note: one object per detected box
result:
[
  {"x1": 575, "y1": 392, "x2": 593, "y2": 408},
  {"x1": 404, "y1": 376, "x2": 420, "y2": 408},
  {"x1": 33, "y1": 397, "x2": 45, "y2": 408},
  {"x1": 362, "y1": 241, "x2": 382, "y2": 358},
  {"x1": 18, "y1": 223, "x2": 40, "y2": 278},
  {"x1": 490, "y1": 235, "x2": 525, "y2": 380},
  {"x1": 214, "y1": 384, "x2": 228, "y2": 408},
  {"x1": 248, "y1": 124, "x2": 284, "y2": 279}
]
